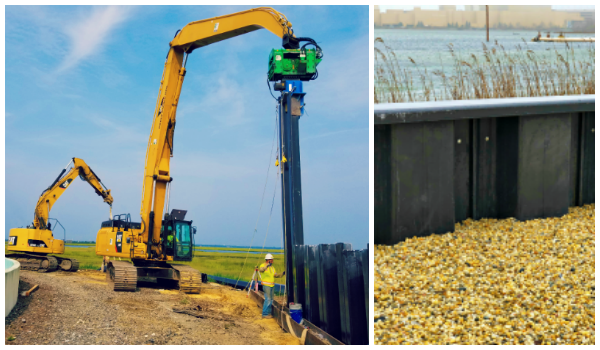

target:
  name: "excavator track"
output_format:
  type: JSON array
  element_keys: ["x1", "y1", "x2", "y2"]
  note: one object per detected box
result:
[
  {"x1": 38, "y1": 256, "x2": 58, "y2": 273},
  {"x1": 171, "y1": 264, "x2": 201, "y2": 294},
  {"x1": 107, "y1": 260, "x2": 137, "y2": 292},
  {"x1": 57, "y1": 257, "x2": 80, "y2": 272},
  {"x1": 6, "y1": 253, "x2": 59, "y2": 273}
]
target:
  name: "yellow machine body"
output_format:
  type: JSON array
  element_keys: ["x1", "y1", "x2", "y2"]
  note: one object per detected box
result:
[
  {"x1": 7, "y1": 228, "x2": 65, "y2": 254},
  {"x1": 6, "y1": 157, "x2": 113, "y2": 273},
  {"x1": 94, "y1": 8, "x2": 296, "y2": 293},
  {"x1": 95, "y1": 215, "x2": 193, "y2": 262},
  {"x1": 95, "y1": 227, "x2": 153, "y2": 260},
  {"x1": 95, "y1": 7, "x2": 294, "y2": 262}
]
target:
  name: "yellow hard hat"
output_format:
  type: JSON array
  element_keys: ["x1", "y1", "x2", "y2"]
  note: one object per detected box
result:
[{"x1": 265, "y1": 253, "x2": 274, "y2": 260}]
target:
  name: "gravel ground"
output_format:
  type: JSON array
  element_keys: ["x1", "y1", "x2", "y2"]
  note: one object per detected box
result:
[
  {"x1": 375, "y1": 205, "x2": 595, "y2": 345},
  {"x1": 5, "y1": 269, "x2": 298, "y2": 345}
]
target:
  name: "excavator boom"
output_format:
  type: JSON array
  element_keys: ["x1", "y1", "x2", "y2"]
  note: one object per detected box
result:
[
  {"x1": 140, "y1": 7, "x2": 295, "y2": 259},
  {"x1": 8, "y1": 157, "x2": 114, "y2": 273},
  {"x1": 169, "y1": 7, "x2": 293, "y2": 52},
  {"x1": 34, "y1": 157, "x2": 113, "y2": 229},
  {"x1": 96, "y1": 8, "x2": 318, "y2": 294}
]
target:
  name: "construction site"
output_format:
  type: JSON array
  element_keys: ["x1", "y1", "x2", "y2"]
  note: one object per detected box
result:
[
  {"x1": 6, "y1": 270, "x2": 300, "y2": 345},
  {"x1": 5, "y1": 6, "x2": 369, "y2": 346}
]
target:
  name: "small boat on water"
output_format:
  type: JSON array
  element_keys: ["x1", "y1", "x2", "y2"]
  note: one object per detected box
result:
[
  {"x1": 533, "y1": 37, "x2": 595, "y2": 43},
  {"x1": 532, "y1": 32, "x2": 595, "y2": 43}
]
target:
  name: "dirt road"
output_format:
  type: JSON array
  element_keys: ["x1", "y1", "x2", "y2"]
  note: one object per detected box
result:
[{"x1": 5, "y1": 269, "x2": 299, "y2": 345}]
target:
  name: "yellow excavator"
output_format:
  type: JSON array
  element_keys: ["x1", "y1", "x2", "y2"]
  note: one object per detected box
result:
[
  {"x1": 95, "y1": 7, "x2": 305, "y2": 293},
  {"x1": 7, "y1": 157, "x2": 113, "y2": 272}
]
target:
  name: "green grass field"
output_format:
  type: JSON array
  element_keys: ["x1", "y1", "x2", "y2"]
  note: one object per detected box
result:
[
  {"x1": 195, "y1": 246, "x2": 283, "y2": 253},
  {"x1": 61, "y1": 243, "x2": 283, "y2": 253},
  {"x1": 5, "y1": 243, "x2": 286, "y2": 284}
]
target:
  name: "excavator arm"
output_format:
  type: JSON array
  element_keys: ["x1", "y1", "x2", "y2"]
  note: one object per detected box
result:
[
  {"x1": 140, "y1": 7, "x2": 297, "y2": 257},
  {"x1": 33, "y1": 157, "x2": 113, "y2": 230}
]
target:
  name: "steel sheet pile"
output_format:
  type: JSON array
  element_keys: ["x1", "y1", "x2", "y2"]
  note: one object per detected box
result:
[{"x1": 374, "y1": 205, "x2": 595, "y2": 345}]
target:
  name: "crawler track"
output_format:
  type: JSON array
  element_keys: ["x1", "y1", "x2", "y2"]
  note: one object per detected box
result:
[
  {"x1": 172, "y1": 264, "x2": 202, "y2": 294},
  {"x1": 6, "y1": 253, "x2": 78, "y2": 272},
  {"x1": 57, "y1": 257, "x2": 80, "y2": 272},
  {"x1": 107, "y1": 260, "x2": 137, "y2": 292},
  {"x1": 38, "y1": 256, "x2": 58, "y2": 272}
]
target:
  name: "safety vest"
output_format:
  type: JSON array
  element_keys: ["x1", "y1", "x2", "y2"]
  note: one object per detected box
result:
[{"x1": 260, "y1": 263, "x2": 276, "y2": 287}]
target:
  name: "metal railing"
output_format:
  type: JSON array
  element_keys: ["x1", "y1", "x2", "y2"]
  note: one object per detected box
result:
[{"x1": 375, "y1": 95, "x2": 595, "y2": 245}]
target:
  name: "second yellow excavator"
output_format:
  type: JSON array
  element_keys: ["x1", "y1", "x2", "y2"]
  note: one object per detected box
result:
[{"x1": 7, "y1": 157, "x2": 113, "y2": 272}]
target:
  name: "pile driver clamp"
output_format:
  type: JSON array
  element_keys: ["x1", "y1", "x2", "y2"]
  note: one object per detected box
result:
[{"x1": 268, "y1": 37, "x2": 322, "y2": 82}]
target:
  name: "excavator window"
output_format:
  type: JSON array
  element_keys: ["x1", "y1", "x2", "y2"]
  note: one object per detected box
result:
[{"x1": 172, "y1": 221, "x2": 192, "y2": 261}]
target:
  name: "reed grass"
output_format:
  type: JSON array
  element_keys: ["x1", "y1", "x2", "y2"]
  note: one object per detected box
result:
[
  {"x1": 195, "y1": 246, "x2": 283, "y2": 253},
  {"x1": 375, "y1": 37, "x2": 595, "y2": 103},
  {"x1": 5, "y1": 244, "x2": 286, "y2": 284}
]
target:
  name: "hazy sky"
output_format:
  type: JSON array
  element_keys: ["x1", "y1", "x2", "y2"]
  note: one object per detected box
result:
[
  {"x1": 379, "y1": 5, "x2": 595, "y2": 11},
  {"x1": 4, "y1": 5, "x2": 369, "y2": 249}
]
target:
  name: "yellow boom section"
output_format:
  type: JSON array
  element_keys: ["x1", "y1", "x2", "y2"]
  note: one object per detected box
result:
[
  {"x1": 140, "y1": 7, "x2": 293, "y2": 252},
  {"x1": 34, "y1": 157, "x2": 113, "y2": 230}
]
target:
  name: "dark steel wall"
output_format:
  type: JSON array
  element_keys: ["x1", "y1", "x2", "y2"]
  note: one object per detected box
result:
[
  {"x1": 375, "y1": 96, "x2": 595, "y2": 245},
  {"x1": 298, "y1": 243, "x2": 369, "y2": 345},
  {"x1": 205, "y1": 243, "x2": 370, "y2": 345}
]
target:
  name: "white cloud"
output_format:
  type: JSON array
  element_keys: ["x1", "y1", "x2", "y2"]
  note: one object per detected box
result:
[
  {"x1": 303, "y1": 34, "x2": 369, "y2": 120},
  {"x1": 82, "y1": 113, "x2": 147, "y2": 144},
  {"x1": 55, "y1": 6, "x2": 132, "y2": 74}
]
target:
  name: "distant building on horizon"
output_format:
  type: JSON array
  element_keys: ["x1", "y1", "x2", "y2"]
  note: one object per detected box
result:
[
  {"x1": 464, "y1": 5, "x2": 484, "y2": 12},
  {"x1": 374, "y1": 5, "x2": 587, "y2": 30}
]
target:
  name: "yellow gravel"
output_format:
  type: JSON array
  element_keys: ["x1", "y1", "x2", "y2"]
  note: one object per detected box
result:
[{"x1": 375, "y1": 204, "x2": 595, "y2": 345}]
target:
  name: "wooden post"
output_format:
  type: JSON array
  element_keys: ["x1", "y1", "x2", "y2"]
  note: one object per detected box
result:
[{"x1": 486, "y1": 5, "x2": 490, "y2": 42}]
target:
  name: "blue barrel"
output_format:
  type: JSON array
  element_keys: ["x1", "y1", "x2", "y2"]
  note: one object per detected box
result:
[{"x1": 289, "y1": 303, "x2": 303, "y2": 323}]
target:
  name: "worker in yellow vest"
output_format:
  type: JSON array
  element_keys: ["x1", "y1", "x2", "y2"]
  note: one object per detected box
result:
[{"x1": 259, "y1": 253, "x2": 285, "y2": 318}]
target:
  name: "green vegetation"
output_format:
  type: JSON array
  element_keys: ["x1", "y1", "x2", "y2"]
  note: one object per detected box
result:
[
  {"x1": 195, "y1": 246, "x2": 283, "y2": 253},
  {"x1": 176, "y1": 251, "x2": 286, "y2": 283},
  {"x1": 5, "y1": 243, "x2": 286, "y2": 285},
  {"x1": 375, "y1": 38, "x2": 595, "y2": 103},
  {"x1": 55, "y1": 246, "x2": 102, "y2": 270}
]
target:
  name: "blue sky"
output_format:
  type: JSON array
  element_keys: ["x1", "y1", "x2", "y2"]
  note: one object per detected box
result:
[{"x1": 4, "y1": 5, "x2": 369, "y2": 250}]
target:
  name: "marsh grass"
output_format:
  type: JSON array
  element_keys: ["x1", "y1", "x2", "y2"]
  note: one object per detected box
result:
[
  {"x1": 179, "y1": 251, "x2": 286, "y2": 283},
  {"x1": 195, "y1": 246, "x2": 283, "y2": 253},
  {"x1": 375, "y1": 37, "x2": 595, "y2": 103},
  {"x1": 5, "y1": 243, "x2": 285, "y2": 285}
]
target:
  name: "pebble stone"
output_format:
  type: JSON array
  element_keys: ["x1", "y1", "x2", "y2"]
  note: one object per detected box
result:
[{"x1": 375, "y1": 204, "x2": 595, "y2": 345}]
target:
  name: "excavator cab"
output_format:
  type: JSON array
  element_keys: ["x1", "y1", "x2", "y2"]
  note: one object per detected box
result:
[
  {"x1": 162, "y1": 220, "x2": 193, "y2": 261},
  {"x1": 172, "y1": 220, "x2": 193, "y2": 261},
  {"x1": 162, "y1": 209, "x2": 195, "y2": 261}
]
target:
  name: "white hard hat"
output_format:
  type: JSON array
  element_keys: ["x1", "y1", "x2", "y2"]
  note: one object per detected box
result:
[{"x1": 265, "y1": 253, "x2": 274, "y2": 260}]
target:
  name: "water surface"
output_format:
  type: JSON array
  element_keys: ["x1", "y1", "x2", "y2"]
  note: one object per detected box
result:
[{"x1": 375, "y1": 29, "x2": 595, "y2": 99}]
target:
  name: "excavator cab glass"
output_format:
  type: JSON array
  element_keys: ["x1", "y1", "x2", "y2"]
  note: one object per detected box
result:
[{"x1": 172, "y1": 220, "x2": 193, "y2": 261}]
